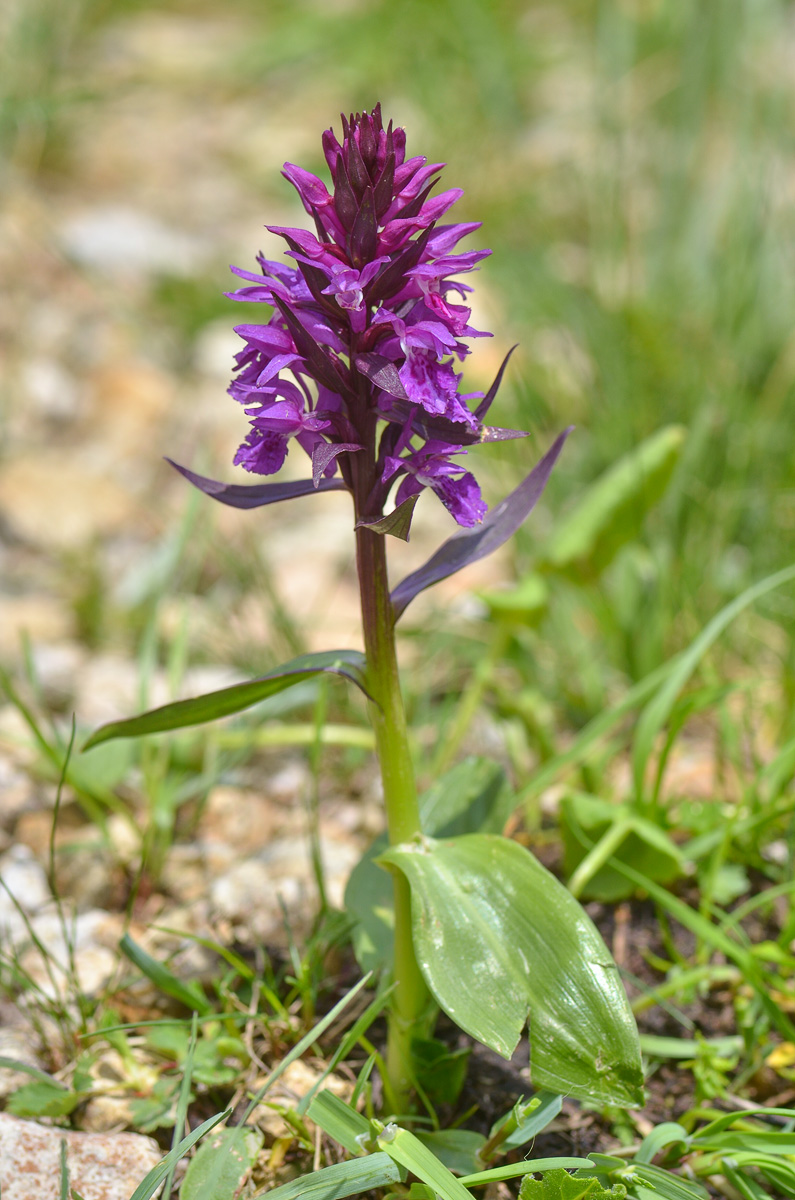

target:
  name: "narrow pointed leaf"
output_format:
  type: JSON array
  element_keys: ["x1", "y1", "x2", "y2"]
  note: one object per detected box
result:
[
  {"x1": 129, "y1": 1111, "x2": 231, "y2": 1200},
  {"x1": 391, "y1": 430, "x2": 572, "y2": 620},
  {"x1": 460, "y1": 1159, "x2": 596, "y2": 1187},
  {"x1": 632, "y1": 562, "x2": 795, "y2": 798},
  {"x1": 350, "y1": 185, "x2": 378, "y2": 265},
  {"x1": 119, "y1": 933, "x2": 213, "y2": 1014},
  {"x1": 306, "y1": 1090, "x2": 370, "y2": 1155},
  {"x1": 83, "y1": 650, "x2": 370, "y2": 750},
  {"x1": 474, "y1": 345, "x2": 518, "y2": 421},
  {"x1": 384, "y1": 398, "x2": 482, "y2": 445},
  {"x1": 356, "y1": 494, "x2": 419, "y2": 541},
  {"x1": 378, "y1": 1127, "x2": 473, "y2": 1200},
  {"x1": 253, "y1": 1154, "x2": 404, "y2": 1200},
  {"x1": 166, "y1": 459, "x2": 347, "y2": 508},
  {"x1": 379, "y1": 834, "x2": 644, "y2": 1108},
  {"x1": 365, "y1": 227, "x2": 431, "y2": 304}
]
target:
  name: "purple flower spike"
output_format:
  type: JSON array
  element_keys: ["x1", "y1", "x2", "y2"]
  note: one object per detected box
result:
[{"x1": 185, "y1": 104, "x2": 545, "y2": 529}]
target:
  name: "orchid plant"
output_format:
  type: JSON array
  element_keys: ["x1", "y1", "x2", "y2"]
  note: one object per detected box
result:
[{"x1": 86, "y1": 106, "x2": 644, "y2": 1115}]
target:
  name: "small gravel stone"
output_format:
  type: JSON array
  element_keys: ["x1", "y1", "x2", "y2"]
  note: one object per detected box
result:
[
  {"x1": 0, "y1": 1029, "x2": 44, "y2": 1101},
  {"x1": 0, "y1": 845, "x2": 51, "y2": 939},
  {"x1": 0, "y1": 1112, "x2": 160, "y2": 1200}
]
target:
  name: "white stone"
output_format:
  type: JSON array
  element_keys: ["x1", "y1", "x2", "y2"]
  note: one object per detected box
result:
[
  {"x1": 0, "y1": 1112, "x2": 160, "y2": 1200},
  {"x1": 0, "y1": 845, "x2": 50, "y2": 939},
  {"x1": 60, "y1": 205, "x2": 206, "y2": 278}
]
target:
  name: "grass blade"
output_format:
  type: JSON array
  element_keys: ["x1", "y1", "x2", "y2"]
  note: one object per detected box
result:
[
  {"x1": 129, "y1": 1110, "x2": 230, "y2": 1200},
  {"x1": 632, "y1": 563, "x2": 795, "y2": 798}
]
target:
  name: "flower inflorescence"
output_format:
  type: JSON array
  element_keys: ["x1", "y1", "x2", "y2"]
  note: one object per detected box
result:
[{"x1": 227, "y1": 104, "x2": 522, "y2": 527}]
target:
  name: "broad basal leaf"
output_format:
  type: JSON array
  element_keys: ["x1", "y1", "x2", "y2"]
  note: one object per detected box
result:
[
  {"x1": 391, "y1": 429, "x2": 572, "y2": 621},
  {"x1": 379, "y1": 834, "x2": 644, "y2": 1108},
  {"x1": 345, "y1": 759, "x2": 515, "y2": 972},
  {"x1": 83, "y1": 650, "x2": 370, "y2": 750}
]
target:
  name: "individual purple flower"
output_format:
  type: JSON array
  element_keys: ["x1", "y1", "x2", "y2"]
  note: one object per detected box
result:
[
  {"x1": 223, "y1": 104, "x2": 524, "y2": 528},
  {"x1": 233, "y1": 397, "x2": 330, "y2": 475},
  {"x1": 384, "y1": 442, "x2": 487, "y2": 528}
]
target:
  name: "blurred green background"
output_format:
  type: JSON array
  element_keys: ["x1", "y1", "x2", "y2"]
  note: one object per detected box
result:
[{"x1": 1, "y1": 0, "x2": 794, "y2": 753}]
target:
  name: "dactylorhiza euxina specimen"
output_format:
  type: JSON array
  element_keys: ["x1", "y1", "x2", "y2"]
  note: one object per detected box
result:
[{"x1": 87, "y1": 107, "x2": 643, "y2": 1118}]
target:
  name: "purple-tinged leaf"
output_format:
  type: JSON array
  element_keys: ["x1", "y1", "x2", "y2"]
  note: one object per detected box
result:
[
  {"x1": 349, "y1": 186, "x2": 378, "y2": 267},
  {"x1": 373, "y1": 150, "x2": 396, "y2": 219},
  {"x1": 385, "y1": 398, "x2": 482, "y2": 445},
  {"x1": 83, "y1": 650, "x2": 371, "y2": 750},
  {"x1": 354, "y1": 353, "x2": 409, "y2": 401},
  {"x1": 365, "y1": 228, "x2": 431, "y2": 305},
  {"x1": 474, "y1": 345, "x2": 518, "y2": 421},
  {"x1": 480, "y1": 426, "x2": 530, "y2": 443},
  {"x1": 390, "y1": 428, "x2": 572, "y2": 620},
  {"x1": 333, "y1": 155, "x2": 358, "y2": 231},
  {"x1": 273, "y1": 297, "x2": 357, "y2": 402},
  {"x1": 166, "y1": 459, "x2": 347, "y2": 508},
  {"x1": 312, "y1": 442, "x2": 362, "y2": 487},
  {"x1": 345, "y1": 130, "x2": 370, "y2": 196},
  {"x1": 392, "y1": 179, "x2": 439, "y2": 224},
  {"x1": 356, "y1": 494, "x2": 419, "y2": 542}
]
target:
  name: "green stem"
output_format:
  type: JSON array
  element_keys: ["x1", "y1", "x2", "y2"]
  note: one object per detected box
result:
[{"x1": 355, "y1": 520, "x2": 432, "y2": 1114}]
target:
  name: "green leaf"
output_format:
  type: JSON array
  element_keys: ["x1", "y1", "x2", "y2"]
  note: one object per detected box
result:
[
  {"x1": 238, "y1": 973, "x2": 371, "y2": 1126},
  {"x1": 379, "y1": 834, "x2": 644, "y2": 1108},
  {"x1": 6, "y1": 1081, "x2": 81, "y2": 1118},
  {"x1": 415, "y1": 1130, "x2": 485, "y2": 1175},
  {"x1": 306, "y1": 1090, "x2": 370, "y2": 1155},
  {"x1": 561, "y1": 793, "x2": 683, "y2": 902},
  {"x1": 83, "y1": 650, "x2": 370, "y2": 750},
  {"x1": 345, "y1": 759, "x2": 515, "y2": 972},
  {"x1": 252, "y1": 1153, "x2": 405, "y2": 1200},
  {"x1": 120, "y1": 934, "x2": 213, "y2": 1015},
  {"x1": 461, "y1": 1159, "x2": 595, "y2": 1187},
  {"x1": 632, "y1": 563, "x2": 795, "y2": 797},
  {"x1": 129, "y1": 1110, "x2": 230, "y2": 1200},
  {"x1": 419, "y1": 758, "x2": 515, "y2": 839},
  {"x1": 0, "y1": 1056, "x2": 64, "y2": 1085},
  {"x1": 519, "y1": 1167, "x2": 622, "y2": 1200},
  {"x1": 179, "y1": 1126, "x2": 263, "y2": 1200},
  {"x1": 60, "y1": 1138, "x2": 70, "y2": 1200},
  {"x1": 411, "y1": 1037, "x2": 470, "y2": 1108},
  {"x1": 479, "y1": 573, "x2": 549, "y2": 628},
  {"x1": 635, "y1": 1123, "x2": 689, "y2": 1164},
  {"x1": 502, "y1": 1092, "x2": 563, "y2": 1151},
  {"x1": 378, "y1": 1126, "x2": 474, "y2": 1200},
  {"x1": 356, "y1": 494, "x2": 419, "y2": 541},
  {"x1": 543, "y1": 425, "x2": 686, "y2": 578}
]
